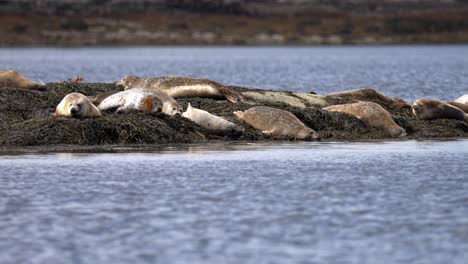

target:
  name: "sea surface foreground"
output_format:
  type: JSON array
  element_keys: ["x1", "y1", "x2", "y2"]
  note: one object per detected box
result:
[{"x1": 1, "y1": 140, "x2": 468, "y2": 264}]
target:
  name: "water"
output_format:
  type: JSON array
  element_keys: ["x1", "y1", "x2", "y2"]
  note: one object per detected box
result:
[
  {"x1": 1, "y1": 45, "x2": 467, "y2": 101},
  {"x1": 1, "y1": 140, "x2": 468, "y2": 264},
  {"x1": 1, "y1": 46, "x2": 468, "y2": 263}
]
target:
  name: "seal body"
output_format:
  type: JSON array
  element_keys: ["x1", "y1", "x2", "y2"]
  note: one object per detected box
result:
[
  {"x1": 455, "y1": 94, "x2": 468, "y2": 104},
  {"x1": 0, "y1": 70, "x2": 45, "y2": 90},
  {"x1": 182, "y1": 103, "x2": 243, "y2": 136},
  {"x1": 324, "y1": 101, "x2": 406, "y2": 137},
  {"x1": 116, "y1": 75, "x2": 243, "y2": 103},
  {"x1": 98, "y1": 88, "x2": 163, "y2": 114},
  {"x1": 412, "y1": 99, "x2": 467, "y2": 122},
  {"x1": 326, "y1": 88, "x2": 409, "y2": 106},
  {"x1": 447, "y1": 102, "x2": 468, "y2": 114},
  {"x1": 88, "y1": 90, "x2": 120, "y2": 105},
  {"x1": 54, "y1": 93, "x2": 101, "y2": 118},
  {"x1": 234, "y1": 106, "x2": 320, "y2": 140}
]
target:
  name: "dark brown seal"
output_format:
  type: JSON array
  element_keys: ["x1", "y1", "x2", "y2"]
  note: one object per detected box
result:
[{"x1": 412, "y1": 99, "x2": 468, "y2": 122}]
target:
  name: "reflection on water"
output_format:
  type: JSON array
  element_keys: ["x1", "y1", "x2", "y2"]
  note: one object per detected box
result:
[{"x1": 1, "y1": 140, "x2": 467, "y2": 264}]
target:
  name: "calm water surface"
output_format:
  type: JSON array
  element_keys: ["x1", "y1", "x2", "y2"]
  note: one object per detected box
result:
[
  {"x1": 1, "y1": 140, "x2": 468, "y2": 264},
  {"x1": 1, "y1": 46, "x2": 468, "y2": 263},
  {"x1": 1, "y1": 45, "x2": 467, "y2": 101}
]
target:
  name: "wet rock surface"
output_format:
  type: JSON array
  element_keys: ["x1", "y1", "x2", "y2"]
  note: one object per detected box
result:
[{"x1": 0, "y1": 82, "x2": 467, "y2": 151}]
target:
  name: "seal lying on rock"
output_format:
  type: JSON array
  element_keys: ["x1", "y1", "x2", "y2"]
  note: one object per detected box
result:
[
  {"x1": 234, "y1": 106, "x2": 320, "y2": 140},
  {"x1": 454, "y1": 95, "x2": 468, "y2": 104},
  {"x1": 0, "y1": 70, "x2": 46, "y2": 90},
  {"x1": 183, "y1": 103, "x2": 243, "y2": 136},
  {"x1": 116, "y1": 75, "x2": 243, "y2": 103},
  {"x1": 447, "y1": 102, "x2": 468, "y2": 114},
  {"x1": 98, "y1": 88, "x2": 168, "y2": 114},
  {"x1": 326, "y1": 88, "x2": 410, "y2": 108},
  {"x1": 324, "y1": 101, "x2": 407, "y2": 137},
  {"x1": 54, "y1": 93, "x2": 101, "y2": 118},
  {"x1": 412, "y1": 99, "x2": 468, "y2": 122},
  {"x1": 88, "y1": 90, "x2": 121, "y2": 105}
]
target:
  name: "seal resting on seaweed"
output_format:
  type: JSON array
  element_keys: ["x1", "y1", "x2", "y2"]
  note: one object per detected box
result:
[
  {"x1": 454, "y1": 95, "x2": 468, "y2": 105},
  {"x1": 412, "y1": 99, "x2": 468, "y2": 122},
  {"x1": 324, "y1": 101, "x2": 407, "y2": 137},
  {"x1": 54, "y1": 93, "x2": 101, "y2": 118},
  {"x1": 447, "y1": 101, "x2": 468, "y2": 114},
  {"x1": 0, "y1": 70, "x2": 45, "y2": 90},
  {"x1": 183, "y1": 103, "x2": 243, "y2": 136},
  {"x1": 116, "y1": 75, "x2": 243, "y2": 103},
  {"x1": 98, "y1": 88, "x2": 163, "y2": 114},
  {"x1": 88, "y1": 90, "x2": 121, "y2": 105},
  {"x1": 234, "y1": 106, "x2": 320, "y2": 140},
  {"x1": 326, "y1": 88, "x2": 410, "y2": 107}
]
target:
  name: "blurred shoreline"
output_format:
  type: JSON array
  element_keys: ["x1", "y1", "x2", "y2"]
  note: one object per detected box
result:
[{"x1": 1, "y1": 1, "x2": 468, "y2": 46}]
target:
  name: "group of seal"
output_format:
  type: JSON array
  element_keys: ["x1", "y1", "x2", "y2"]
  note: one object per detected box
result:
[
  {"x1": 3, "y1": 69, "x2": 467, "y2": 141},
  {"x1": 53, "y1": 75, "x2": 247, "y2": 137}
]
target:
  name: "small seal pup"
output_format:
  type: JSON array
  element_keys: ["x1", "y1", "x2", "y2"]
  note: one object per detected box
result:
[
  {"x1": 0, "y1": 70, "x2": 46, "y2": 90},
  {"x1": 182, "y1": 103, "x2": 243, "y2": 136},
  {"x1": 116, "y1": 75, "x2": 243, "y2": 103},
  {"x1": 447, "y1": 101, "x2": 468, "y2": 114},
  {"x1": 234, "y1": 106, "x2": 320, "y2": 140},
  {"x1": 324, "y1": 101, "x2": 407, "y2": 137},
  {"x1": 98, "y1": 88, "x2": 164, "y2": 114},
  {"x1": 454, "y1": 95, "x2": 468, "y2": 104},
  {"x1": 54, "y1": 93, "x2": 101, "y2": 118},
  {"x1": 412, "y1": 99, "x2": 468, "y2": 122}
]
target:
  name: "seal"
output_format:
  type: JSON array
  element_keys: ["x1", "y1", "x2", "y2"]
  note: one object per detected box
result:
[
  {"x1": 412, "y1": 99, "x2": 468, "y2": 122},
  {"x1": 326, "y1": 88, "x2": 410, "y2": 108},
  {"x1": 98, "y1": 88, "x2": 164, "y2": 114},
  {"x1": 454, "y1": 94, "x2": 468, "y2": 104},
  {"x1": 324, "y1": 101, "x2": 407, "y2": 137},
  {"x1": 0, "y1": 70, "x2": 46, "y2": 90},
  {"x1": 447, "y1": 101, "x2": 468, "y2": 114},
  {"x1": 116, "y1": 75, "x2": 243, "y2": 103},
  {"x1": 54, "y1": 93, "x2": 101, "y2": 118},
  {"x1": 234, "y1": 106, "x2": 320, "y2": 140},
  {"x1": 182, "y1": 103, "x2": 243, "y2": 136},
  {"x1": 88, "y1": 90, "x2": 121, "y2": 105}
]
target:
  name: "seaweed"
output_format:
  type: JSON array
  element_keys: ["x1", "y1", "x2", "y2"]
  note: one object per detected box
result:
[{"x1": 0, "y1": 83, "x2": 467, "y2": 150}]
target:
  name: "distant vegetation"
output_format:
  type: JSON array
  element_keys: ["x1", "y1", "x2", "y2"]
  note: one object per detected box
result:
[{"x1": 1, "y1": 0, "x2": 468, "y2": 46}]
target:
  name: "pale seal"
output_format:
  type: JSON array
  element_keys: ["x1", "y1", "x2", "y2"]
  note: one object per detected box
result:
[
  {"x1": 412, "y1": 99, "x2": 468, "y2": 122},
  {"x1": 182, "y1": 103, "x2": 243, "y2": 136},
  {"x1": 324, "y1": 101, "x2": 407, "y2": 137},
  {"x1": 98, "y1": 88, "x2": 164, "y2": 114},
  {"x1": 454, "y1": 94, "x2": 468, "y2": 104},
  {"x1": 54, "y1": 93, "x2": 101, "y2": 118},
  {"x1": 0, "y1": 70, "x2": 46, "y2": 90},
  {"x1": 116, "y1": 75, "x2": 243, "y2": 103},
  {"x1": 234, "y1": 106, "x2": 320, "y2": 140}
]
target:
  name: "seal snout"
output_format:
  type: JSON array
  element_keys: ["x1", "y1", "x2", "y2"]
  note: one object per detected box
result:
[{"x1": 70, "y1": 103, "x2": 82, "y2": 116}]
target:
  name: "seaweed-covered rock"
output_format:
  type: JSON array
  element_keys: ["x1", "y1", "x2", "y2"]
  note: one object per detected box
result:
[{"x1": 0, "y1": 82, "x2": 467, "y2": 150}]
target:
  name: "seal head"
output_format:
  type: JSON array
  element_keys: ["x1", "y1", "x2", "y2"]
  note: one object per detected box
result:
[{"x1": 54, "y1": 93, "x2": 101, "y2": 118}]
